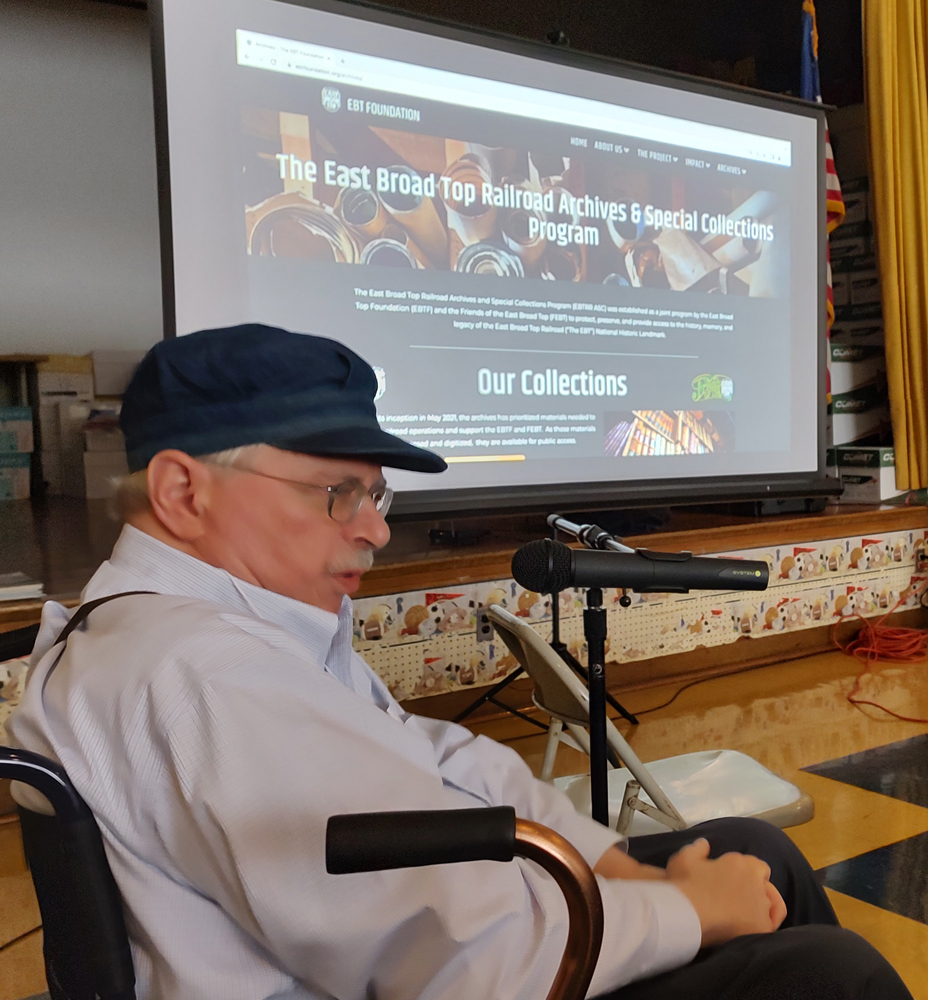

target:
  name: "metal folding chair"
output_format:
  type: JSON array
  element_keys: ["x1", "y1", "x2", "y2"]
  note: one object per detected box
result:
[{"x1": 486, "y1": 603, "x2": 814, "y2": 836}]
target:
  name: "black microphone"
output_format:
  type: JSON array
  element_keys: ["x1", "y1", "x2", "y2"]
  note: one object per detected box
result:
[{"x1": 512, "y1": 538, "x2": 768, "y2": 594}]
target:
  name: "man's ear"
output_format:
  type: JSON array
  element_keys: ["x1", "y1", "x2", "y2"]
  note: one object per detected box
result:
[{"x1": 146, "y1": 450, "x2": 213, "y2": 541}]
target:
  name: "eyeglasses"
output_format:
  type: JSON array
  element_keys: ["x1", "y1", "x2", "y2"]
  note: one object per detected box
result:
[{"x1": 222, "y1": 466, "x2": 393, "y2": 523}]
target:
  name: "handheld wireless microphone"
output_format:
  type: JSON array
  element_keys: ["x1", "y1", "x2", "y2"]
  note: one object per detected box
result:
[{"x1": 512, "y1": 538, "x2": 768, "y2": 594}]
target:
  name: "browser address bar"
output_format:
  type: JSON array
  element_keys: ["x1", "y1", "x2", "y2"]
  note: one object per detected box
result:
[{"x1": 236, "y1": 30, "x2": 792, "y2": 168}]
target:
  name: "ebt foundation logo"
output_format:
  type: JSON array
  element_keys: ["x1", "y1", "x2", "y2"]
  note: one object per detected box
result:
[
  {"x1": 692, "y1": 373, "x2": 734, "y2": 402},
  {"x1": 321, "y1": 87, "x2": 342, "y2": 113}
]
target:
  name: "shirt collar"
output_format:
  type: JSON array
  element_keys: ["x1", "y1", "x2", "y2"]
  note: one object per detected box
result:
[{"x1": 90, "y1": 524, "x2": 350, "y2": 670}]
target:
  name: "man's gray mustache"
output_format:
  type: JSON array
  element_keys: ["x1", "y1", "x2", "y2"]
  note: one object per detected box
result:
[{"x1": 327, "y1": 550, "x2": 375, "y2": 574}]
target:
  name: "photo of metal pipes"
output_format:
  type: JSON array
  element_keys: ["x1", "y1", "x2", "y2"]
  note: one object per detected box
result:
[{"x1": 240, "y1": 106, "x2": 785, "y2": 294}]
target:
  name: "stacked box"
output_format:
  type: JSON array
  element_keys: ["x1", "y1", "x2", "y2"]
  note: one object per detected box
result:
[
  {"x1": 828, "y1": 182, "x2": 891, "y2": 449},
  {"x1": 830, "y1": 177, "x2": 879, "y2": 312},
  {"x1": 36, "y1": 368, "x2": 94, "y2": 496},
  {"x1": 830, "y1": 309, "x2": 884, "y2": 347},
  {"x1": 83, "y1": 410, "x2": 128, "y2": 499},
  {"x1": 828, "y1": 313, "x2": 890, "y2": 446},
  {"x1": 829, "y1": 343, "x2": 886, "y2": 395},
  {"x1": 841, "y1": 182, "x2": 869, "y2": 226},
  {"x1": 0, "y1": 453, "x2": 31, "y2": 500},
  {"x1": 0, "y1": 407, "x2": 34, "y2": 501},
  {"x1": 829, "y1": 220, "x2": 871, "y2": 262},
  {"x1": 37, "y1": 371, "x2": 94, "y2": 449},
  {"x1": 0, "y1": 407, "x2": 33, "y2": 454},
  {"x1": 827, "y1": 445, "x2": 904, "y2": 504},
  {"x1": 91, "y1": 350, "x2": 146, "y2": 397}
]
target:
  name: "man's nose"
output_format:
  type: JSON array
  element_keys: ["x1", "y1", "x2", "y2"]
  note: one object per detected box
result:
[{"x1": 350, "y1": 499, "x2": 391, "y2": 550}]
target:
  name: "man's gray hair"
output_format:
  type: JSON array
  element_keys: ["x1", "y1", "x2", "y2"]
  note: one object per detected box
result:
[{"x1": 112, "y1": 445, "x2": 263, "y2": 520}]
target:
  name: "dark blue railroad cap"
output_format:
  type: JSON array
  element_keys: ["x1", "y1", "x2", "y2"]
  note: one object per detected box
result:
[{"x1": 120, "y1": 324, "x2": 446, "y2": 475}]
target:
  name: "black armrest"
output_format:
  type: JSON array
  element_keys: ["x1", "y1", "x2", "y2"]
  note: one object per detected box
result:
[
  {"x1": 326, "y1": 806, "x2": 516, "y2": 874},
  {"x1": 0, "y1": 623, "x2": 39, "y2": 663}
]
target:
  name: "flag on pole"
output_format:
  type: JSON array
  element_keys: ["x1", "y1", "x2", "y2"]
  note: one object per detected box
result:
[{"x1": 801, "y1": 0, "x2": 845, "y2": 335}]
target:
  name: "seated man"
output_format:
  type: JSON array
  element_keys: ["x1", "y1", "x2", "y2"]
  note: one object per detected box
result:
[{"x1": 11, "y1": 325, "x2": 910, "y2": 1000}]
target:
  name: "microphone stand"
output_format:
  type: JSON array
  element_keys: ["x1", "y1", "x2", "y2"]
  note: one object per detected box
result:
[
  {"x1": 548, "y1": 516, "x2": 636, "y2": 827},
  {"x1": 549, "y1": 520, "x2": 638, "y2": 727},
  {"x1": 584, "y1": 587, "x2": 610, "y2": 827}
]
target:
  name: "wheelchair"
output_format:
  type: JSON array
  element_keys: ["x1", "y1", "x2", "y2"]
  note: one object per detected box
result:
[{"x1": 0, "y1": 617, "x2": 601, "y2": 1000}]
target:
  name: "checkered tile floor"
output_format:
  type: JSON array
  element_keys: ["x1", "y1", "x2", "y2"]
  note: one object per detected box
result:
[{"x1": 806, "y1": 735, "x2": 928, "y2": 925}]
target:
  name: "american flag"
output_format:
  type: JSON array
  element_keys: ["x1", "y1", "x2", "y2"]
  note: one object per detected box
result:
[{"x1": 801, "y1": 0, "x2": 845, "y2": 335}]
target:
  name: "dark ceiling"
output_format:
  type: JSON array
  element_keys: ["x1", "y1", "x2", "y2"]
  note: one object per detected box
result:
[
  {"x1": 104, "y1": 0, "x2": 864, "y2": 105},
  {"x1": 373, "y1": 0, "x2": 863, "y2": 105}
]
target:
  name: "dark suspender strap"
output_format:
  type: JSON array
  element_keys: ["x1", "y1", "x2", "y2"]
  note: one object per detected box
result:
[{"x1": 54, "y1": 592, "x2": 155, "y2": 647}]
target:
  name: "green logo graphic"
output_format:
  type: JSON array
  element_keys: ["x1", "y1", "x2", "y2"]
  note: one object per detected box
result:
[{"x1": 692, "y1": 373, "x2": 734, "y2": 402}]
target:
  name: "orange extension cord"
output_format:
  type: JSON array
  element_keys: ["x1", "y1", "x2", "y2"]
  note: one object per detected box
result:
[{"x1": 832, "y1": 578, "x2": 928, "y2": 722}]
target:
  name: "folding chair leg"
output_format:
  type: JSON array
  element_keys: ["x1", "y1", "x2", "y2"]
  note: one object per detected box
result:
[
  {"x1": 616, "y1": 780, "x2": 688, "y2": 836},
  {"x1": 616, "y1": 781, "x2": 638, "y2": 837},
  {"x1": 566, "y1": 724, "x2": 592, "y2": 757},
  {"x1": 604, "y1": 723, "x2": 685, "y2": 828},
  {"x1": 541, "y1": 719, "x2": 563, "y2": 782}
]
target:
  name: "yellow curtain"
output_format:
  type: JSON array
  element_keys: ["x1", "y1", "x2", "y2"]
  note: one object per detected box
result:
[{"x1": 863, "y1": 0, "x2": 928, "y2": 489}]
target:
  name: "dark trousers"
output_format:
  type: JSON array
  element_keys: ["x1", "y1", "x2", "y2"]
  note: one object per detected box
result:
[{"x1": 595, "y1": 817, "x2": 912, "y2": 1000}]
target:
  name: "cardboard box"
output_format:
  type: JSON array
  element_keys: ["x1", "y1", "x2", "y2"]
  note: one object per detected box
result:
[
  {"x1": 36, "y1": 371, "x2": 94, "y2": 400},
  {"x1": 830, "y1": 319, "x2": 884, "y2": 346},
  {"x1": 835, "y1": 301, "x2": 882, "y2": 324},
  {"x1": 831, "y1": 272, "x2": 850, "y2": 307},
  {"x1": 0, "y1": 453, "x2": 31, "y2": 500},
  {"x1": 833, "y1": 252, "x2": 877, "y2": 274},
  {"x1": 57, "y1": 403, "x2": 91, "y2": 497},
  {"x1": 842, "y1": 189, "x2": 869, "y2": 226},
  {"x1": 841, "y1": 176, "x2": 870, "y2": 195},
  {"x1": 849, "y1": 269, "x2": 881, "y2": 305},
  {"x1": 83, "y1": 450, "x2": 129, "y2": 500},
  {"x1": 833, "y1": 220, "x2": 872, "y2": 242},
  {"x1": 91, "y1": 350, "x2": 146, "y2": 397},
  {"x1": 833, "y1": 446, "x2": 904, "y2": 503},
  {"x1": 829, "y1": 404, "x2": 893, "y2": 447},
  {"x1": 829, "y1": 343, "x2": 886, "y2": 395},
  {"x1": 831, "y1": 222, "x2": 872, "y2": 261},
  {"x1": 829, "y1": 377, "x2": 889, "y2": 416},
  {"x1": 36, "y1": 355, "x2": 93, "y2": 375},
  {"x1": 38, "y1": 405, "x2": 61, "y2": 451},
  {"x1": 0, "y1": 407, "x2": 33, "y2": 453},
  {"x1": 831, "y1": 237, "x2": 869, "y2": 261},
  {"x1": 40, "y1": 450, "x2": 64, "y2": 495},
  {"x1": 37, "y1": 374, "x2": 93, "y2": 452}
]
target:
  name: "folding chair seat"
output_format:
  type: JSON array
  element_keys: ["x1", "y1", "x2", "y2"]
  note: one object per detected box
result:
[{"x1": 486, "y1": 603, "x2": 814, "y2": 836}]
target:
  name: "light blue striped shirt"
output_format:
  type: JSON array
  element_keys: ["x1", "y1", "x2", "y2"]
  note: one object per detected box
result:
[{"x1": 11, "y1": 525, "x2": 699, "y2": 1000}]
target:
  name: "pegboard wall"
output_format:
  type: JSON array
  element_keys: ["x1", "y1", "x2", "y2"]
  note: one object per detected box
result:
[{"x1": 354, "y1": 528, "x2": 928, "y2": 702}]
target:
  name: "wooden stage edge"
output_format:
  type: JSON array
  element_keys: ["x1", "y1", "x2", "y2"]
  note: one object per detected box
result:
[
  {"x1": 403, "y1": 607, "x2": 928, "y2": 722},
  {"x1": 356, "y1": 504, "x2": 928, "y2": 597}
]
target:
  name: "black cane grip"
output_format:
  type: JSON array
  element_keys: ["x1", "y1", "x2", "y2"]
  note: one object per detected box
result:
[{"x1": 326, "y1": 806, "x2": 517, "y2": 874}]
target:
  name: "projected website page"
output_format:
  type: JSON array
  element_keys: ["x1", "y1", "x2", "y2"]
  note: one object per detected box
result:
[{"x1": 162, "y1": 0, "x2": 821, "y2": 494}]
